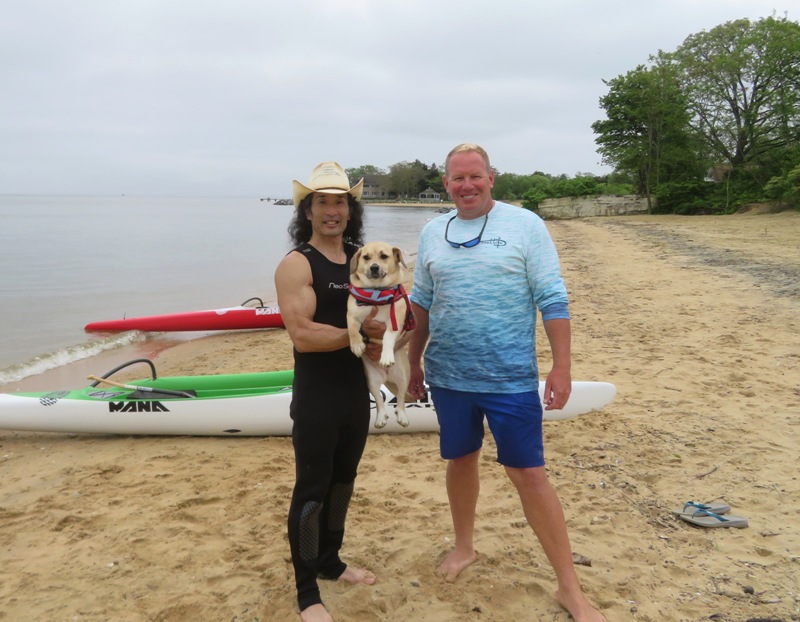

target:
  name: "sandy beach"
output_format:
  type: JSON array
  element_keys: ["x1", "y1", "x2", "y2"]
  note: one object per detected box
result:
[{"x1": 1, "y1": 210, "x2": 799, "y2": 621}]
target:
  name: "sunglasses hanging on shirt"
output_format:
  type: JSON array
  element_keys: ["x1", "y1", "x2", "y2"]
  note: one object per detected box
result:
[{"x1": 444, "y1": 213, "x2": 488, "y2": 249}]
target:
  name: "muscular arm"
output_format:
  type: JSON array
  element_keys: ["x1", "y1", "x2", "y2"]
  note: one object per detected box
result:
[
  {"x1": 274, "y1": 251, "x2": 350, "y2": 353},
  {"x1": 542, "y1": 317, "x2": 571, "y2": 410}
]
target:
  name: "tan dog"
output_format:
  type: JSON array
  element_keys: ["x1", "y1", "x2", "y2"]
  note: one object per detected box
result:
[{"x1": 347, "y1": 242, "x2": 414, "y2": 428}]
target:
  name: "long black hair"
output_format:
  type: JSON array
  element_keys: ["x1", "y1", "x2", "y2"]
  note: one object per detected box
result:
[{"x1": 287, "y1": 193, "x2": 366, "y2": 248}]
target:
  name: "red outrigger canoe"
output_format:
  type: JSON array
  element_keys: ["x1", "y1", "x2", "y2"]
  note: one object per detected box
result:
[{"x1": 85, "y1": 298, "x2": 284, "y2": 333}]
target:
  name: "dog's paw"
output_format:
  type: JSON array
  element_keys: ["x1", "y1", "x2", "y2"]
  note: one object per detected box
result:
[
  {"x1": 374, "y1": 413, "x2": 389, "y2": 429},
  {"x1": 350, "y1": 341, "x2": 366, "y2": 358},
  {"x1": 379, "y1": 352, "x2": 396, "y2": 367},
  {"x1": 396, "y1": 412, "x2": 410, "y2": 427}
]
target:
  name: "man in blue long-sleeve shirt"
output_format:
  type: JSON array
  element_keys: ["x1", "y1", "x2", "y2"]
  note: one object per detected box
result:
[{"x1": 408, "y1": 143, "x2": 607, "y2": 622}]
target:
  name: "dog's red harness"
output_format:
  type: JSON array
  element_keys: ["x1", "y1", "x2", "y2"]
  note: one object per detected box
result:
[{"x1": 348, "y1": 284, "x2": 416, "y2": 332}]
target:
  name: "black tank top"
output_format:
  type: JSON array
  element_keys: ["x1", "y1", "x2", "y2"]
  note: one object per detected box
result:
[
  {"x1": 297, "y1": 242, "x2": 353, "y2": 329},
  {"x1": 291, "y1": 243, "x2": 367, "y2": 399}
]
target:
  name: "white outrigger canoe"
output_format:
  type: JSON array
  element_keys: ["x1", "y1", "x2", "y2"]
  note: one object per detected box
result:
[{"x1": 0, "y1": 359, "x2": 616, "y2": 436}]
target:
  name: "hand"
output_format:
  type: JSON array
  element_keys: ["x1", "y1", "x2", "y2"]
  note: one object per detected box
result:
[
  {"x1": 542, "y1": 367, "x2": 571, "y2": 411},
  {"x1": 361, "y1": 307, "x2": 385, "y2": 341},
  {"x1": 361, "y1": 308, "x2": 386, "y2": 362},
  {"x1": 408, "y1": 365, "x2": 427, "y2": 401},
  {"x1": 364, "y1": 340, "x2": 383, "y2": 362}
]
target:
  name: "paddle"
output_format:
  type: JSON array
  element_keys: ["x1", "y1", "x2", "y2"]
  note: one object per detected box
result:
[{"x1": 87, "y1": 375, "x2": 196, "y2": 399}]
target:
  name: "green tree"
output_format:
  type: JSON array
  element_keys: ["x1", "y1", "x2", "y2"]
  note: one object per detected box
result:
[
  {"x1": 552, "y1": 174, "x2": 603, "y2": 197},
  {"x1": 520, "y1": 175, "x2": 555, "y2": 210},
  {"x1": 386, "y1": 160, "x2": 430, "y2": 198},
  {"x1": 493, "y1": 173, "x2": 534, "y2": 200},
  {"x1": 423, "y1": 162, "x2": 446, "y2": 195},
  {"x1": 765, "y1": 161, "x2": 800, "y2": 207},
  {"x1": 593, "y1": 64, "x2": 700, "y2": 210},
  {"x1": 346, "y1": 164, "x2": 386, "y2": 182},
  {"x1": 659, "y1": 16, "x2": 800, "y2": 179}
]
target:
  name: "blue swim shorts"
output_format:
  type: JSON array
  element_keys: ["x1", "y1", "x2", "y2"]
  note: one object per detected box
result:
[{"x1": 429, "y1": 387, "x2": 544, "y2": 468}]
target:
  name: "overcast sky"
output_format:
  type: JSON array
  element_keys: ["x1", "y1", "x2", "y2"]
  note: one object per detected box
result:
[{"x1": 0, "y1": 0, "x2": 790, "y2": 197}]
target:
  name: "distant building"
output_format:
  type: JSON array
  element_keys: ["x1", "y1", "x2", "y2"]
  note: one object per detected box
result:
[
  {"x1": 706, "y1": 162, "x2": 759, "y2": 182},
  {"x1": 362, "y1": 174, "x2": 389, "y2": 199},
  {"x1": 419, "y1": 187, "x2": 441, "y2": 201}
]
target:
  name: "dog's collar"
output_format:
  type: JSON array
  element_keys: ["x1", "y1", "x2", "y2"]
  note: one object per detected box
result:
[{"x1": 349, "y1": 284, "x2": 416, "y2": 332}]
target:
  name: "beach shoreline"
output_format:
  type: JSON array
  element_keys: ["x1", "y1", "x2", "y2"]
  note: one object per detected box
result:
[
  {"x1": 1, "y1": 211, "x2": 799, "y2": 621},
  {"x1": 367, "y1": 201, "x2": 454, "y2": 208}
]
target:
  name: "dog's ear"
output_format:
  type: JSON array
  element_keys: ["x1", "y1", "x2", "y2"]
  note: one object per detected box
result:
[
  {"x1": 393, "y1": 247, "x2": 406, "y2": 269},
  {"x1": 350, "y1": 248, "x2": 363, "y2": 275}
]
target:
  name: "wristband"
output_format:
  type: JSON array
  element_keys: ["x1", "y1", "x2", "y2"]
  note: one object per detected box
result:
[{"x1": 359, "y1": 327, "x2": 370, "y2": 344}]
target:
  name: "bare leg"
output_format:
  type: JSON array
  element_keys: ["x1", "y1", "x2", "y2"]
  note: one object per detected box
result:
[
  {"x1": 505, "y1": 466, "x2": 607, "y2": 622},
  {"x1": 438, "y1": 450, "x2": 480, "y2": 582}
]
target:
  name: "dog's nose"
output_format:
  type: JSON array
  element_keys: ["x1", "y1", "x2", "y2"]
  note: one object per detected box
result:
[{"x1": 368, "y1": 263, "x2": 381, "y2": 276}]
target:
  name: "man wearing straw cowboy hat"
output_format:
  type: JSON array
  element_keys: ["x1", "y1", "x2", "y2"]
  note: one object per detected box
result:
[{"x1": 275, "y1": 161, "x2": 380, "y2": 622}]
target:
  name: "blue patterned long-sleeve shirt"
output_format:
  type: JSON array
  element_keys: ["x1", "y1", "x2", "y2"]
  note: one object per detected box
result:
[{"x1": 410, "y1": 201, "x2": 569, "y2": 393}]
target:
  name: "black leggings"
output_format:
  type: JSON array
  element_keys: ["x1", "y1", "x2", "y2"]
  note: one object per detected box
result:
[{"x1": 287, "y1": 387, "x2": 370, "y2": 611}]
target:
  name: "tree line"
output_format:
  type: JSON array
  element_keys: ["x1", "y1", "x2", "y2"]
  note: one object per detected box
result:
[
  {"x1": 593, "y1": 14, "x2": 800, "y2": 214},
  {"x1": 348, "y1": 15, "x2": 799, "y2": 215},
  {"x1": 345, "y1": 161, "x2": 632, "y2": 208}
]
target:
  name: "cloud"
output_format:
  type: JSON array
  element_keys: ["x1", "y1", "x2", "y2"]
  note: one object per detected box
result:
[{"x1": 0, "y1": 0, "x2": 789, "y2": 196}]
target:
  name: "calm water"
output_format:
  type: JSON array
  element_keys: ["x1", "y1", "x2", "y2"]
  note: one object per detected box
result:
[{"x1": 0, "y1": 195, "x2": 436, "y2": 388}]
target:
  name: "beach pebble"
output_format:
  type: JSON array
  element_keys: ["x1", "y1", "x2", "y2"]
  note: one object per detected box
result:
[{"x1": 572, "y1": 552, "x2": 592, "y2": 566}]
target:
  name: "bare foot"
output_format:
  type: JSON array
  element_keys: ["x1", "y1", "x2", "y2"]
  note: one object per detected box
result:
[
  {"x1": 437, "y1": 548, "x2": 478, "y2": 582},
  {"x1": 300, "y1": 603, "x2": 333, "y2": 622},
  {"x1": 338, "y1": 565, "x2": 376, "y2": 586},
  {"x1": 299, "y1": 568, "x2": 374, "y2": 621},
  {"x1": 556, "y1": 587, "x2": 607, "y2": 622}
]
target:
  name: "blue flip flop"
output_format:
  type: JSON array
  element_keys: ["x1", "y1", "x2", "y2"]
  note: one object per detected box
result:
[
  {"x1": 678, "y1": 509, "x2": 748, "y2": 529},
  {"x1": 670, "y1": 500, "x2": 731, "y2": 516}
]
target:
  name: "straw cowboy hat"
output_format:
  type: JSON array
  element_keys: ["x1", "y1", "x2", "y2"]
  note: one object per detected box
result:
[{"x1": 292, "y1": 161, "x2": 364, "y2": 207}]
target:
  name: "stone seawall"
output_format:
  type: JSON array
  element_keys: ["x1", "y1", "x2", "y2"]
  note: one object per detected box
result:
[{"x1": 538, "y1": 195, "x2": 649, "y2": 219}]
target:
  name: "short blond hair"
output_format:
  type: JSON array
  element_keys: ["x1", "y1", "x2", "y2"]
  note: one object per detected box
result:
[{"x1": 445, "y1": 143, "x2": 492, "y2": 176}]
